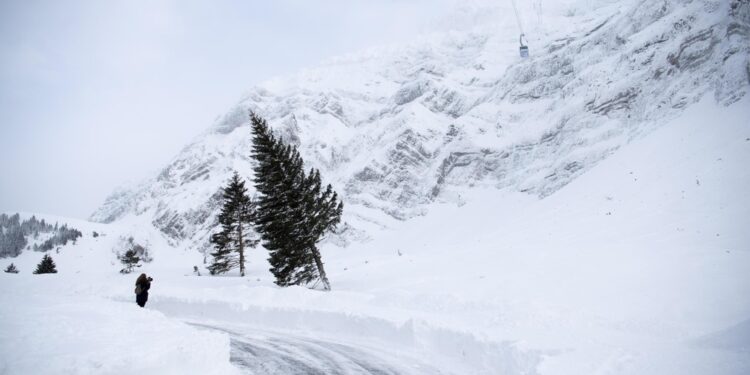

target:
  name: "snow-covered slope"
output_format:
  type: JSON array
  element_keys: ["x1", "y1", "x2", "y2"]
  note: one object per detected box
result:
[
  {"x1": 0, "y1": 216, "x2": 238, "y2": 375},
  {"x1": 3, "y1": 1, "x2": 749, "y2": 374},
  {"x1": 2, "y1": 94, "x2": 748, "y2": 374},
  {"x1": 90, "y1": 0, "x2": 750, "y2": 254}
]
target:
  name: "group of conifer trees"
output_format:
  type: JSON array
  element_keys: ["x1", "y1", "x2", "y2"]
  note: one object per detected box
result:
[
  {"x1": 207, "y1": 113, "x2": 343, "y2": 291},
  {"x1": 0, "y1": 214, "x2": 82, "y2": 258},
  {"x1": 4, "y1": 254, "x2": 58, "y2": 274}
]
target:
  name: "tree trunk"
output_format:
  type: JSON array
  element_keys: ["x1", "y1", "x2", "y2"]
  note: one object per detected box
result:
[
  {"x1": 309, "y1": 246, "x2": 330, "y2": 291},
  {"x1": 238, "y1": 220, "x2": 245, "y2": 277}
]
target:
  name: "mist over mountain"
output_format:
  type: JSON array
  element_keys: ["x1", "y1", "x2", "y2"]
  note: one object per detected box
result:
[{"x1": 91, "y1": 0, "x2": 748, "y2": 255}]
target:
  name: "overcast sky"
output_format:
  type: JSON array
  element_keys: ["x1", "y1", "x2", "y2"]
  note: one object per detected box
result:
[{"x1": 0, "y1": 0, "x2": 459, "y2": 219}]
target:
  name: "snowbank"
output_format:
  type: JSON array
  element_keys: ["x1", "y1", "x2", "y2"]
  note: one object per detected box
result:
[{"x1": 0, "y1": 274, "x2": 239, "y2": 375}]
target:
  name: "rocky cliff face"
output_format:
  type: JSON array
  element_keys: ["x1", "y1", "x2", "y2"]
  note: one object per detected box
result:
[{"x1": 91, "y1": 0, "x2": 749, "y2": 253}]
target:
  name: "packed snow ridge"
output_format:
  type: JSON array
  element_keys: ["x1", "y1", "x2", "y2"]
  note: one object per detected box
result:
[{"x1": 91, "y1": 0, "x2": 749, "y2": 254}]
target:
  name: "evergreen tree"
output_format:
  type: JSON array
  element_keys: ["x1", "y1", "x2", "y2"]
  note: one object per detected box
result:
[
  {"x1": 296, "y1": 171, "x2": 343, "y2": 289},
  {"x1": 4, "y1": 263, "x2": 19, "y2": 273},
  {"x1": 0, "y1": 219, "x2": 27, "y2": 258},
  {"x1": 0, "y1": 214, "x2": 67, "y2": 258},
  {"x1": 38, "y1": 225, "x2": 82, "y2": 251},
  {"x1": 119, "y1": 249, "x2": 141, "y2": 273},
  {"x1": 33, "y1": 254, "x2": 57, "y2": 274},
  {"x1": 250, "y1": 113, "x2": 343, "y2": 290},
  {"x1": 207, "y1": 172, "x2": 259, "y2": 276}
]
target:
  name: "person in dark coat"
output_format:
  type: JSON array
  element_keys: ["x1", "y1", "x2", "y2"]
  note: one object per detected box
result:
[{"x1": 135, "y1": 273, "x2": 152, "y2": 307}]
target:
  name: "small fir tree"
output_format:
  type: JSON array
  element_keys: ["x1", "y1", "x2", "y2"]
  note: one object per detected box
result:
[
  {"x1": 4, "y1": 263, "x2": 19, "y2": 273},
  {"x1": 119, "y1": 249, "x2": 141, "y2": 273},
  {"x1": 207, "y1": 172, "x2": 259, "y2": 276},
  {"x1": 33, "y1": 254, "x2": 57, "y2": 274}
]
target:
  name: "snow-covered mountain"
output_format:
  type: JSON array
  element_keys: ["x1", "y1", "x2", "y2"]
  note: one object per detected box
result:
[
  {"x1": 90, "y1": 0, "x2": 749, "y2": 253},
  {"x1": 4, "y1": 95, "x2": 748, "y2": 374},
  {"x1": 4, "y1": 1, "x2": 749, "y2": 373}
]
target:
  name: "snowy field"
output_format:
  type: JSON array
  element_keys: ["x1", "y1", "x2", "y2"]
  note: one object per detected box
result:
[{"x1": 1, "y1": 96, "x2": 748, "y2": 374}]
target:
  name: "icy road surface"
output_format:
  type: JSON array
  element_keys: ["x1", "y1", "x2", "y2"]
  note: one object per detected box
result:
[{"x1": 190, "y1": 323, "x2": 446, "y2": 375}]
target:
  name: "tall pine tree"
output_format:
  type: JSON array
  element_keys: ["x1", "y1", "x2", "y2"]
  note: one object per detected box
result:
[
  {"x1": 208, "y1": 172, "x2": 259, "y2": 276},
  {"x1": 250, "y1": 113, "x2": 343, "y2": 290}
]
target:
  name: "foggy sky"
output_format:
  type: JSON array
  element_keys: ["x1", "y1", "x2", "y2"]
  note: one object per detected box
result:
[{"x1": 0, "y1": 0, "x2": 455, "y2": 219}]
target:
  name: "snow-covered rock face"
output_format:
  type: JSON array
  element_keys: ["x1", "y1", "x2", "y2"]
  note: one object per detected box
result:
[{"x1": 91, "y1": 0, "x2": 749, "y2": 252}]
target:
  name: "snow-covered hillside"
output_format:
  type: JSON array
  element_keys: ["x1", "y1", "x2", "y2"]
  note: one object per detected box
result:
[
  {"x1": 90, "y1": 0, "x2": 749, "y2": 254},
  {"x1": 2, "y1": 95, "x2": 748, "y2": 374},
  {"x1": 2, "y1": 0, "x2": 749, "y2": 374},
  {"x1": 0, "y1": 216, "x2": 237, "y2": 374}
]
